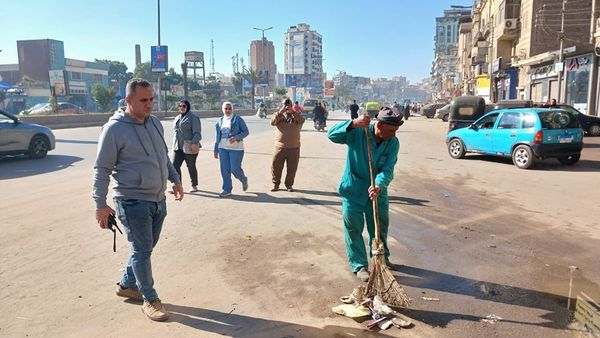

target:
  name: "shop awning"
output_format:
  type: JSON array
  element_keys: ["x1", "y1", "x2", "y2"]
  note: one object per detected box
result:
[{"x1": 0, "y1": 81, "x2": 14, "y2": 90}]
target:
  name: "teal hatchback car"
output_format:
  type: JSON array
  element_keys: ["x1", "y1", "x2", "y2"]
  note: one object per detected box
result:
[{"x1": 446, "y1": 108, "x2": 583, "y2": 169}]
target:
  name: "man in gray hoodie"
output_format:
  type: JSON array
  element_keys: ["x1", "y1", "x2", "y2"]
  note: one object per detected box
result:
[{"x1": 93, "y1": 78, "x2": 184, "y2": 321}]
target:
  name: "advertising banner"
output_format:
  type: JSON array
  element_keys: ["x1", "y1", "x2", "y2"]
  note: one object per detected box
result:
[
  {"x1": 258, "y1": 70, "x2": 269, "y2": 86},
  {"x1": 48, "y1": 70, "x2": 67, "y2": 96},
  {"x1": 151, "y1": 45, "x2": 168, "y2": 72},
  {"x1": 184, "y1": 51, "x2": 203, "y2": 63},
  {"x1": 285, "y1": 74, "x2": 307, "y2": 87}
]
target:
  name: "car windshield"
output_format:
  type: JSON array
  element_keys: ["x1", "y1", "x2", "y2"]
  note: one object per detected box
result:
[
  {"x1": 538, "y1": 110, "x2": 580, "y2": 129},
  {"x1": 30, "y1": 103, "x2": 46, "y2": 110}
]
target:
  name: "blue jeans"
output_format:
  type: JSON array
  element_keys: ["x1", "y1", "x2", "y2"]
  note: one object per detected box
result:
[
  {"x1": 218, "y1": 148, "x2": 247, "y2": 193},
  {"x1": 114, "y1": 198, "x2": 167, "y2": 302}
]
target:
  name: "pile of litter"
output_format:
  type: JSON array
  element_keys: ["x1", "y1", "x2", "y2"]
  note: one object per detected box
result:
[{"x1": 332, "y1": 286, "x2": 413, "y2": 331}]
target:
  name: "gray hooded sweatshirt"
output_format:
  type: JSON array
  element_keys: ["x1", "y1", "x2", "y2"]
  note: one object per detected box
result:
[{"x1": 93, "y1": 111, "x2": 181, "y2": 209}]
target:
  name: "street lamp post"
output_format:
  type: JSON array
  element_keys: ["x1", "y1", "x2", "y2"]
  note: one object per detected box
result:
[
  {"x1": 253, "y1": 27, "x2": 273, "y2": 105},
  {"x1": 157, "y1": 0, "x2": 162, "y2": 112},
  {"x1": 286, "y1": 40, "x2": 300, "y2": 102}
]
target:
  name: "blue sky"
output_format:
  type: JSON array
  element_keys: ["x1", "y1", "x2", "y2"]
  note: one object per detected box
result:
[{"x1": 0, "y1": 0, "x2": 472, "y2": 83}]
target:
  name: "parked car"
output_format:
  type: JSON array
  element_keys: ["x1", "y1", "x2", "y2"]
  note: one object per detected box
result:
[
  {"x1": 493, "y1": 99, "x2": 534, "y2": 110},
  {"x1": 552, "y1": 105, "x2": 600, "y2": 136},
  {"x1": 421, "y1": 102, "x2": 447, "y2": 118},
  {"x1": 490, "y1": 100, "x2": 600, "y2": 137},
  {"x1": 434, "y1": 103, "x2": 451, "y2": 121},
  {"x1": 446, "y1": 108, "x2": 583, "y2": 169},
  {"x1": 0, "y1": 109, "x2": 56, "y2": 158},
  {"x1": 27, "y1": 102, "x2": 82, "y2": 115}
]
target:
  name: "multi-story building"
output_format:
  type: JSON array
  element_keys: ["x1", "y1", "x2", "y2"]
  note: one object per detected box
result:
[
  {"x1": 250, "y1": 38, "x2": 276, "y2": 94},
  {"x1": 457, "y1": 18, "x2": 473, "y2": 95},
  {"x1": 458, "y1": 0, "x2": 598, "y2": 114},
  {"x1": 0, "y1": 39, "x2": 109, "y2": 113},
  {"x1": 284, "y1": 23, "x2": 323, "y2": 97},
  {"x1": 512, "y1": 0, "x2": 595, "y2": 113},
  {"x1": 432, "y1": 7, "x2": 472, "y2": 99}
]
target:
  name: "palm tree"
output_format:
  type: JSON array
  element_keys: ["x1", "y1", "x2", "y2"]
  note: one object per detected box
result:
[{"x1": 244, "y1": 68, "x2": 259, "y2": 109}]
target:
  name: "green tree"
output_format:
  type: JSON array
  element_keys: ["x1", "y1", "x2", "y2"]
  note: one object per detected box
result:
[
  {"x1": 48, "y1": 96, "x2": 58, "y2": 114},
  {"x1": 95, "y1": 59, "x2": 131, "y2": 89},
  {"x1": 133, "y1": 62, "x2": 159, "y2": 82},
  {"x1": 275, "y1": 87, "x2": 287, "y2": 96},
  {"x1": 164, "y1": 67, "x2": 183, "y2": 86},
  {"x1": 204, "y1": 80, "x2": 222, "y2": 108},
  {"x1": 92, "y1": 83, "x2": 117, "y2": 112}
]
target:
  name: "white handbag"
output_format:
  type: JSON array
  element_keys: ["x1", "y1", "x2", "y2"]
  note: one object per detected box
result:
[{"x1": 182, "y1": 140, "x2": 200, "y2": 154}]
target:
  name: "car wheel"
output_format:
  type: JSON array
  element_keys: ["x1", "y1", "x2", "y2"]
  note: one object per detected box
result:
[
  {"x1": 28, "y1": 135, "x2": 50, "y2": 159},
  {"x1": 589, "y1": 124, "x2": 600, "y2": 136},
  {"x1": 442, "y1": 114, "x2": 449, "y2": 122},
  {"x1": 557, "y1": 154, "x2": 580, "y2": 165},
  {"x1": 448, "y1": 138, "x2": 466, "y2": 159},
  {"x1": 512, "y1": 145, "x2": 535, "y2": 169}
]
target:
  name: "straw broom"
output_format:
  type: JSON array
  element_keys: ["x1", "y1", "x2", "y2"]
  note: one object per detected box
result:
[{"x1": 364, "y1": 126, "x2": 410, "y2": 308}]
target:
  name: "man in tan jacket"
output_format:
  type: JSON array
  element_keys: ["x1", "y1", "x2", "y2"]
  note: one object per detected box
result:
[{"x1": 270, "y1": 98, "x2": 305, "y2": 192}]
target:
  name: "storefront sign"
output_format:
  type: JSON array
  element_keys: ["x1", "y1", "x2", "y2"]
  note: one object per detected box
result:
[{"x1": 530, "y1": 64, "x2": 557, "y2": 80}]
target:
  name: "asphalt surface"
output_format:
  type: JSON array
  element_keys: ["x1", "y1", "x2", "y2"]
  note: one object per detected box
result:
[{"x1": 1, "y1": 110, "x2": 598, "y2": 337}]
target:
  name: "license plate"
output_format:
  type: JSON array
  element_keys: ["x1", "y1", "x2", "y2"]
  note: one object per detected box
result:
[{"x1": 559, "y1": 137, "x2": 573, "y2": 143}]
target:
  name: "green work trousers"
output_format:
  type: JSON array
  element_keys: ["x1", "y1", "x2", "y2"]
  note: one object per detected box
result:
[{"x1": 342, "y1": 198, "x2": 390, "y2": 273}]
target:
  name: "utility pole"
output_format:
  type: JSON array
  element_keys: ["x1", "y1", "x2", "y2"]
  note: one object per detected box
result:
[
  {"x1": 210, "y1": 39, "x2": 215, "y2": 74},
  {"x1": 557, "y1": 0, "x2": 566, "y2": 103},
  {"x1": 157, "y1": 0, "x2": 162, "y2": 112}
]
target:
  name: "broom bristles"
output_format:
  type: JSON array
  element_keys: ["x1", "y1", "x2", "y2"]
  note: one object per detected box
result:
[{"x1": 366, "y1": 251, "x2": 410, "y2": 308}]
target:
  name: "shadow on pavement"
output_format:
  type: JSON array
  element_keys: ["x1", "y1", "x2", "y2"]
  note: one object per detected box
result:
[
  {"x1": 392, "y1": 265, "x2": 571, "y2": 330},
  {"x1": 0, "y1": 154, "x2": 83, "y2": 179},
  {"x1": 165, "y1": 304, "x2": 390, "y2": 337},
  {"x1": 464, "y1": 154, "x2": 600, "y2": 171},
  {"x1": 56, "y1": 138, "x2": 98, "y2": 145},
  {"x1": 583, "y1": 142, "x2": 600, "y2": 149},
  {"x1": 187, "y1": 190, "x2": 340, "y2": 206},
  {"x1": 388, "y1": 196, "x2": 430, "y2": 206}
]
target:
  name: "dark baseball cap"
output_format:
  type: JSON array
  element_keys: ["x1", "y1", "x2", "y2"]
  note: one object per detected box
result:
[{"x1": 376, "y1": 107, "x2": 404, "y2": 126}]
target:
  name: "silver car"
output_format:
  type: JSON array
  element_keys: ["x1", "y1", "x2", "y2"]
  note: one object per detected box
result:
[{"x1": 0, "y1": 109, "x2": 56, "y2": 158}]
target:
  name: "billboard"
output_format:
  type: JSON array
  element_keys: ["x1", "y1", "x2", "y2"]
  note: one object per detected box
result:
[
  {"x1": 151, "y1": 45, "x2": 168, "y2": 72},
  {"x1": 285, "y1": 74, "x2": 307, "y2": 87},
  {"x1": 48, "y1": 70, "x2": 67, "y2": 96},
  {"x1": 258, "y1": 70, "x2": 269, "y2": 86},
  {"x1": 185, "y1": 51, "x2": 204, "y2": 62}
]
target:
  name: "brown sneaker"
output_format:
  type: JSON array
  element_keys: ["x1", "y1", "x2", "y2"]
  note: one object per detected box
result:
[
  {"x1": 116, "y1": 283, "x2": 143, "y2": 301},
  {"x1": 142, "y1": 299, "x2": 169, "y2": 321},
  {"x1": 270, "y1": 185, "x2": 279, "y2": 192}
]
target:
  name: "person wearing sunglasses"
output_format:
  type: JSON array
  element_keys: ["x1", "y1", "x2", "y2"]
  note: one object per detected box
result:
[
  {"x1": 172, "y1": 100, "x2": 202, "y2": 193},
  {"x1": 93, "y1": 78, "x2": 184, "y2": 322},
  {"x1": 213, "y1": 101, "x2": 249, "y2": 197},
  {"x1": 327, "y1": 107, "x2": 403, "y2": 283}
]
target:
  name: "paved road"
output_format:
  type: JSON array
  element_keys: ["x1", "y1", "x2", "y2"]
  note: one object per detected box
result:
[{"x1": 1, "y1": 111, "x2": 598, "y2": 337}]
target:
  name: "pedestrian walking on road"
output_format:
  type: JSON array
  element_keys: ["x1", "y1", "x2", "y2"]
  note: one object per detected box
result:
[
  {"x1": 93, "y1": 78, "x2": 184, "y2": 322},
  {"x1": 270, "y1": 98, "x2": 305, "y2": 192},
  {"x1": 214, "y1": 101, "x2": 249, "y2": 197},
  {"x1": 293, "y1": 101, "x2": 303, "y2": 113},
  {"x1": 327, "y1": 107, "x2": 403, "y2": 283},
  {"x1": 172, "y1": 99, "x2": 202, "y2": 193},
  {"x1": 350, "y1": 100, "x2": 360, "y2": 120}
]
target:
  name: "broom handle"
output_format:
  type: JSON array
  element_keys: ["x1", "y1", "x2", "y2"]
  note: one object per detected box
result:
[{"x1": 364, "y1": 126, "x2": 381, "y2": 244}]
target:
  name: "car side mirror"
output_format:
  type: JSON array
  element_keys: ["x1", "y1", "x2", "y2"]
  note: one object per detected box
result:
[{"x1": 470, "y1": 124, "x2": 478, "y2": 130}]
